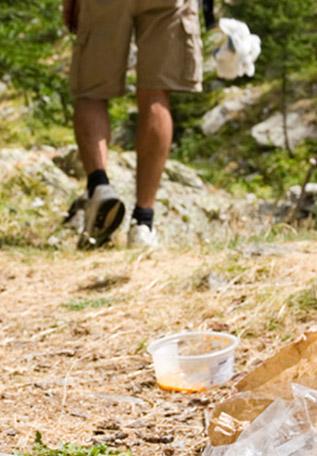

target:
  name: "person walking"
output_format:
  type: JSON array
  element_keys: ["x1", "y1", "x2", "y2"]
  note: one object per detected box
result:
[{"x1": 63, "y1": 0, "x2": 214, "y2": 248}]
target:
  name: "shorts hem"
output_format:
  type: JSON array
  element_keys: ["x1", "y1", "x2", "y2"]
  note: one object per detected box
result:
[
  {"x1": 71, "y1": 87, "x2": 126, "y2": 100},
  {"x1": 137, "y1": 81, "x2": 203, "y2": 93}
]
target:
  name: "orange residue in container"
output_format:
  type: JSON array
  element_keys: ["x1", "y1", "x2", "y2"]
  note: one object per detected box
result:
[
  {"x1": 157, "y1": 373, "x2": 207, "y2": 393},
  {"x1": 158, "y1": 382, "x2": 207, "y2": 393}
]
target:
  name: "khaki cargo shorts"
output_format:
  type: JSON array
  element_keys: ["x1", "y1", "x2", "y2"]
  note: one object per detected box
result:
[{"x1": 70, "y1": 0, "x2": 203, "y2": 99}]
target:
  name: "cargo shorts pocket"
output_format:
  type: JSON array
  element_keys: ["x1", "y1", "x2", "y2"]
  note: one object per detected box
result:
[
  {"x1": 70, "y1": 30, "x2": 90, "y2": 93},
  {"x1": 181, "y1": 12, "x2": 203, "y2": 83}
]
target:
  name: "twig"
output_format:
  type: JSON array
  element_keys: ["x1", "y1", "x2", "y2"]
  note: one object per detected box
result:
[
  {"x1": 288, "y1": 157, "x2": 317, "y2": 223},
  {"x1": 203, "y1": 409, "x2": 211, "y2": 434}
]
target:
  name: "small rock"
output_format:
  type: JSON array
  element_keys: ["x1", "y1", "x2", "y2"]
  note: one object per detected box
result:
[
  {"x1": 53, "y1": 146, "x2": 85, "y2": 179},
  {"x1": 142, "y1": 434, "x2": 174, "y2": 444},
  {"x1": 164, "y1": 160, "x2": 204, "y2": 189},
  {"x1": 48, "y1": 236, "x2": 60, "y2": 247},
  {"x1": 188, "y1": 397, "x2": 210, "y2": 407},
  {"x1": 198, "y1": 273, "x2": 229, "y2": 292},
  {"x1": 240, "y1": 243, "x2": 288, "y2": 257},
  {"x1": 31, "y1": 197, "x2": 45, "y2": 209},
  {"x1": 96, "y1": 420, "x2": 121, "y2": 431},
  {"x1": 69, "y1": 410, "x2": 88, "y2": 419},
  {"x1": 93, "y1": 429, "x2": 106, "y2": 436},
  {"x1": 94, "y1": 432, "x2": 128, "y2": 443},
  {"x1": 208, "y1": 321, "x2": 230, "y2": 332},
  {"x1": 207, "y1": 273, "x2": 230, "y2": 291}
]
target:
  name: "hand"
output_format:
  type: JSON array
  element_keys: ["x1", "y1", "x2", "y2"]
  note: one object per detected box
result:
[{"x1": 63, "y1": 0, "x2": 78, "y2": 33}]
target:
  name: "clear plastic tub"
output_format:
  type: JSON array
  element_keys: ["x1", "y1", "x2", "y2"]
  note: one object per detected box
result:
[{"x1": 148, "y1": 331, "x2": 239, "y2": 393}]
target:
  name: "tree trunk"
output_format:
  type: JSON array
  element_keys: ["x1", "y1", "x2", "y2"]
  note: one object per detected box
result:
[{"x1": 281, "y1": 47, "x2": 293, "y2": 158}]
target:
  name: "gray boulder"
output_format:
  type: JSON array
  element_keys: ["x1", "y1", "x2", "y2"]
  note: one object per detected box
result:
[
  {"x1": 202, "y1": 85, "x2": 263, "y2": 135},
  {"x1": 0, "y1": 148, "x2": 76, "y2": 196},
  {"x1": 0, "y1": 147, "x2": 266, "y2": 246},
  {"x1": 61, "y1": 150, "x2": 264, "y2": 245},
  {"x1": 251, "y1": 99, "x2": 317, "y2": 150},
  {"x1": 106, "y1": 151, "x2": 228, "y2": 245}
]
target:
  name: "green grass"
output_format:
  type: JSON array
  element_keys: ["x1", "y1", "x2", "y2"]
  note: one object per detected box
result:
[
  {"x1": 23, "y1": 433, "x2": 132, "y2": 456},
  {"x1": 63, "y1": 297, "x2": 113, "y2": 311},
  {"x1": 0, "y1": 94, "x2": 74, "y2": 149},
  {"x1": 288, "y1": 281, "x2": 317, "y2": 313}
]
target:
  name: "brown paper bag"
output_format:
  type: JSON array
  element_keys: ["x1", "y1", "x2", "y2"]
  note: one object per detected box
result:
[{"x1": 209, "y1": 331, "x2": 317, "y2": 446}]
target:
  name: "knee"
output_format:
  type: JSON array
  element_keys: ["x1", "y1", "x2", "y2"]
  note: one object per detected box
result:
[
  {"x1": 74, "y1": 98, "x2": 109, "y2": 117},
  {"x1": 137, "y1": 89, "x2": 170, "y2": 115}
]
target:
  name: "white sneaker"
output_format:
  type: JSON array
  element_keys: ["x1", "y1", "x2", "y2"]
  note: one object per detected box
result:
[
  {"x1": 127, "y1": 221, "x2": 158, "y2": 249},
  {"x1": 78, "y1": 185, "x2": 125, "y2": 249}
]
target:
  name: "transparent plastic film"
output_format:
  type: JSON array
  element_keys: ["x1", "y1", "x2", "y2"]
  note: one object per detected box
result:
[{"x1": 205, "y1": 384, "x2": 317, "y2": 455}]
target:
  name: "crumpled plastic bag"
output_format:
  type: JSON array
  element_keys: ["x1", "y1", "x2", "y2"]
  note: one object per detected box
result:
[
  {"x1": 204, "y1": 331, "x2": 317, "y2": 455},
  {"x1": 214, "y1": 18, "x2": 261, "y2": 80},
  {"x1": 204, "y1": 383, "x2": 317, "y2": 455}
]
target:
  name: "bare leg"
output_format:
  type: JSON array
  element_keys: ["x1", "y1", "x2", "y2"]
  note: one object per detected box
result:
[
  {"x1": 74, "y1": 98, "x2": 126, "y2": 249},
  {"x1": 136, "y1": 89, "x2": 173, "y2": 208},
  {"x1": 74, "y1": 98, "x2": 110, "y2": 175}
]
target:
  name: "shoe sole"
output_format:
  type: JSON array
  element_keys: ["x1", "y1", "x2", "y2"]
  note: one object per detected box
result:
[{"x1": 78, "y1": 198, "x2": 125, "y2": 249}]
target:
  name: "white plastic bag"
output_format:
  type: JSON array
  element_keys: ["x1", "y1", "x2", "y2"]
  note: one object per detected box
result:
[{"x1": 215, "y1": 18, "x2": 261, "y2": 80}]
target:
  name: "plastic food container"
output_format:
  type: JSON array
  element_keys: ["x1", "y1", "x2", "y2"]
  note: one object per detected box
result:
[{"x1": 148, "y1": 331, "x2": 239, "y2": 393}]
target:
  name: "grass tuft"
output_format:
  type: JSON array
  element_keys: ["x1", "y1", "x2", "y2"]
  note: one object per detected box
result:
[
  {"x1": 288, "y1": 281, "x2": 317, "y2": 313},
  {"x1": 63, "y1": 297, "x2": 113, "y2": 311},
  {"x1": 23, "y1": 432, "x2": 132, "y2": 456}
]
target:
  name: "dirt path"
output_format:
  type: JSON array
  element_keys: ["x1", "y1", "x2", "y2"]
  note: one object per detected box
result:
[{"x1": 1, "y1": 242, "x2": 317, "y2": 455}]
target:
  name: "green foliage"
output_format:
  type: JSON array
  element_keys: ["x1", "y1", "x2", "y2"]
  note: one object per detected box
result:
[
  {"x1": 171, "y1": 86, "x2": 221, "y2": 142},
  {"x1": 174, "y1": 127, "x2": 317, "y2": 197},
  {"x1": 1, "y1": 0, "x2": 317, "y2": 197},
  {"x1": 172, "y1": 1, "x2": 317, "y2": 193},
  {"x1": 223, "y1": 0, "x2": 317, "y2": 80},
  {"x1": 0, "y1": 0, "x2": 72, "y2": 124},
  {"x1": 288, "y1": 281, "x2": 317, "y2": 313},
  {"x1": 222, "y1": 0, "x2": 317, "y2": 156},
  {"x1": 23, "y1": 432, "x2": 132, "y2": 456},
  {"x1": 0, "y1": 113, "x2": 74, "y2": 149}
]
